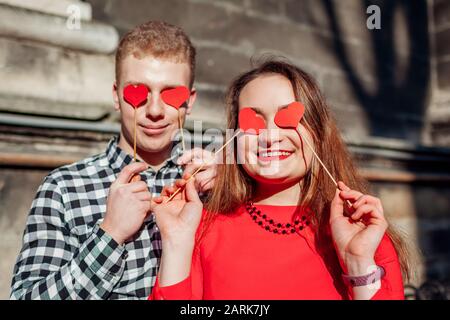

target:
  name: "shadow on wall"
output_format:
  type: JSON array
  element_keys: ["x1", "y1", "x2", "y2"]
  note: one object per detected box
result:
[
  {"x1": 322, "y1": 0, "x2": 450, "y2": 298},
  {"x1": 321, "y1": 0, "x2": 430, "y2": 141}
]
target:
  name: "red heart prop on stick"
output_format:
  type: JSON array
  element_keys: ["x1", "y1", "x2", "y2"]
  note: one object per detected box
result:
[
  {"x1": 161, "y1": 86, "x2": 190, "y2": 109},
  {"x1": 238, "y1": 108, "x2": 266, "y2": 135},
  {"x1": 123, "y1": 84, "x2": 148, "y2": 108},
  {"x1": 274, "y1": 101, "x2": 305, "y2": 129}
]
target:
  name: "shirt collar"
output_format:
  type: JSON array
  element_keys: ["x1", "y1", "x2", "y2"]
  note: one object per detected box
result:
[{"x1": 106, "y1": 135, "x2": 183, "y2": 173}]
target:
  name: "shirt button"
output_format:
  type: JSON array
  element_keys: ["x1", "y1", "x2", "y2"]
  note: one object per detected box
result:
[{"x1": 122, "y1": 251, "x2": 128, "y2": 259}]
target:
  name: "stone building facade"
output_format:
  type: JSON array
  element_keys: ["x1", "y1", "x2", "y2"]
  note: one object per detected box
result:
[{"x1": 0, "y1": 0, "x2": 449, "y2": 299}]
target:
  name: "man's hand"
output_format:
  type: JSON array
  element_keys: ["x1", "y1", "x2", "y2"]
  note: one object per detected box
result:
[
  {"x1": 100, "y1": 162, "x2": 152, "y2": 245},
  {"x1": 177, "y1": 148, "x2": 218, "y2": 193}
]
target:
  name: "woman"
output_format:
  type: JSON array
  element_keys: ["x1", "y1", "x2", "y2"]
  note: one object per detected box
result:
[{"x1": 148, "y1": 60, "x2": 410, "y2": 300}]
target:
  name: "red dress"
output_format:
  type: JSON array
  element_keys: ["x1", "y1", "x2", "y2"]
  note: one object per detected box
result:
[{"x1": 149, "y1": 204, "x2": 405, "y2": 300}]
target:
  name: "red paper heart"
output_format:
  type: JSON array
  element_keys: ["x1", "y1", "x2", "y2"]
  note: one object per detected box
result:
[
  {"x1": 161, "y1": 86, "x2": 190, "y2": 109},
  {"x1": 123, "y1": 84, "x2": 148, "y2": 108},
  {"x1": 274, "y1": 101, "x2": 305, "y2": 129},
  {"x1": 238, "y1": 108, "x2": 266, "y2": 135}
]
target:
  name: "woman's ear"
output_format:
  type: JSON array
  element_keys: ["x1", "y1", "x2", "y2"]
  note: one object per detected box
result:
[
  {"x1": 185, "y1": 88, "x2": 197, "y2": 115},
  {"x1": 112, "y1": 81, "x2": 121, "y2": 112}
]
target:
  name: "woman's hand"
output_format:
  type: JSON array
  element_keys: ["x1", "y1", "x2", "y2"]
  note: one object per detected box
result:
[
  {"x1": 150, "y1": 174, "x2": 203, "y2": 287},
  {"x1": 151, "y1": 174, "x2": 203, "y2": 248},
  {"x1": 330, "y1": 181, "x2": 388, "y2": 276}
]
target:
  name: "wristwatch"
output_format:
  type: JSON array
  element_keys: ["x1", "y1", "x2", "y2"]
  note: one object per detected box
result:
[{"x1": 342, "y1": 265, "x2": 386, "y2": 287}]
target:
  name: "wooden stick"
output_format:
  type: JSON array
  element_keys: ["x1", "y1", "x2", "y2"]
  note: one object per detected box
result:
[
  {"x1": 295, "y1": 126, "x2": 354, "y2": 212},
  {"x1": 133, "y1": 108, "x2": 137, "y2": 162},
  {"x1": 130, "y1": 109, "x2": 140, "y2": 182},
  {"x1": 167, "y1": 130, "x2": 240, "y2": 201},
  {"x1": 178, "y1": 110, "x2": 186, "y2": 153},
  {"x1": 295, "y1": 126, "x2": 337, "y2": 186}
]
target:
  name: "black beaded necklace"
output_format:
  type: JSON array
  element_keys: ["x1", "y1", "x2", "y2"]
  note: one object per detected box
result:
[{"x1": 245, "y1": 202, "x2": 310, "y2": 235}]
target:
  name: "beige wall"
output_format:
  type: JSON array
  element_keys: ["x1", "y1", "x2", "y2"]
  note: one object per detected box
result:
[{"x1": 0, "y1": 0, "x2": 449, "y2": 299}]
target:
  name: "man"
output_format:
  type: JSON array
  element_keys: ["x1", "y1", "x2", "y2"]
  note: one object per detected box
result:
[{"x1": 10, "y1": 21, "x2": 216, "y2": 300}]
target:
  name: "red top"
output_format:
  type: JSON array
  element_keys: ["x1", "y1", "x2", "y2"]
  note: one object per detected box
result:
[{"x1": 149, "y1": 204, "x2": 404, "y2": 300}]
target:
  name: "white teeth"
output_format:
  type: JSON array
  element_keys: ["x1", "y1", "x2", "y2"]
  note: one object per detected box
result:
[{"x1": 260, "y1": 151, "x2": 292, "y2": 157}]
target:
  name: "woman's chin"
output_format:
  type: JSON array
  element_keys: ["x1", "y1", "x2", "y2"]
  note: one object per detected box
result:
[{"x1": 253, "y1": 173, "x2": 299, "y2": 185}]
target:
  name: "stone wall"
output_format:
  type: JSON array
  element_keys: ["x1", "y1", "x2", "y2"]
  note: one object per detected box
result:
[
  {"x1": 0, "y1": 0, "x2": 120, "y2": 298},
  {"x1": 429, "y1": 0, "x2": 450, "y2": 146},
  {"x1": 90, "y1": 0, "x2": 433, "y2": 142},
  {"x1": 0, "y1": 0, "x2": 449, "y2": 299}
]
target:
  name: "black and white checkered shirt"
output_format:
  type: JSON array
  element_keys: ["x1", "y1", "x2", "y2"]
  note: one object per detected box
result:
[{"x1": 10, "y1": 136, "x2": 183, "y2": 300}]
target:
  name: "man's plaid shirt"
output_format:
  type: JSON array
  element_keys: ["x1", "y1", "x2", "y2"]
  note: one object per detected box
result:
[{"x1": 10, "y1": 136, "x2": 183, "y2": 300}]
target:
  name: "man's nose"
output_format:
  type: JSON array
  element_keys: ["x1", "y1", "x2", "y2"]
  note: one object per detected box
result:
[{"x1": 145, "y1": 93, "x2": 165, "y2": 120}]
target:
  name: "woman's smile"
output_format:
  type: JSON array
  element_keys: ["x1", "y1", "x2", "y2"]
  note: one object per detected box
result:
[{"x1": 256, "y1": 149, "x2": 294, "y2": 163}]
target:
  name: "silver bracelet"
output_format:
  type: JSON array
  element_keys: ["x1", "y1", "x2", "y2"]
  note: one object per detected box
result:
[{"x1": 342, "y1": 265, "x2": 386, "y2": 287}]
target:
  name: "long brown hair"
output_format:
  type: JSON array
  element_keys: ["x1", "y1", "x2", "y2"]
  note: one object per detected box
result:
[{"x1": 203, "y1": 59, "x2": 412, "y2": 284}]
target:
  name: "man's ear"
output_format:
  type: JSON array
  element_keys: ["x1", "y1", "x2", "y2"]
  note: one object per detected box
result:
[
  {"x1": 112, "y1": 81, "x2": 121, "y2": 112},
  {"x1": 185, "y1": 88, "x2": 197, "y2": 115}
]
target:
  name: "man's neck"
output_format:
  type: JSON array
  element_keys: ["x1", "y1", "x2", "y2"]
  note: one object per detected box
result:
[
  {"x1": 117, "y1": 134, "x2": 173, "y2": 172},
  {"x1": 254, "y1": 180, "x2": 301, "y2": 206}
]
